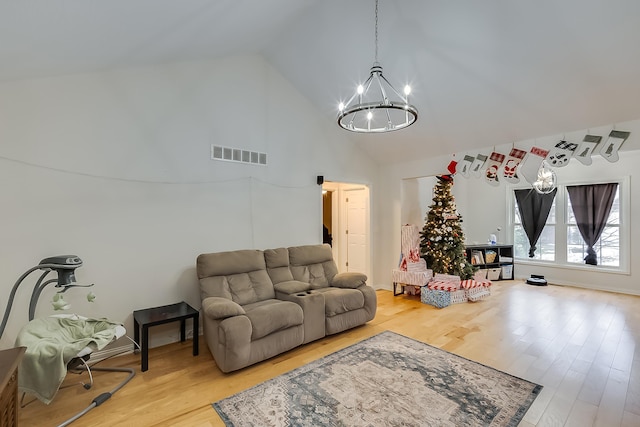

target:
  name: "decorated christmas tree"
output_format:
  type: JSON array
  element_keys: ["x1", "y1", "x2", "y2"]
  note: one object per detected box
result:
[{"x1": 420, "y1": 175, "x2": 475, "y2": 280}]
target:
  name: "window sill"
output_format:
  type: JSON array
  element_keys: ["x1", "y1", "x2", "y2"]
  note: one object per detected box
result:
[{"x1": 515, "y1": 258, "x2": 630, "y2": 275}]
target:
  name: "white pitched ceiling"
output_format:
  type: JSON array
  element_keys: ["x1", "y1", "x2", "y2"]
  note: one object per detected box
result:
[{"x1": 2, "y1": 0, "x2": 640, "y2": 164}]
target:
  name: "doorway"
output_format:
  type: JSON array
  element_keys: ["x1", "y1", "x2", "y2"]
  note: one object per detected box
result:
[{"x1": 321, "y1": 181, "x2": 371, "y2": 279}]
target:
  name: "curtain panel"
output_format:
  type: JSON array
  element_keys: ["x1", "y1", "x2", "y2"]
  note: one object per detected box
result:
[
  {"x1": 566, "y1": 183, "x2": 618, "y2": 265},
  {"x1": 514, "y1": 188, "x2": 557, "y2": 258}
]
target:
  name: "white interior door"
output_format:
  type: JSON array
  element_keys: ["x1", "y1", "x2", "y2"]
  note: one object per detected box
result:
[{"x1": 345, "y1": 187, "x2": 368, "y2": 273}]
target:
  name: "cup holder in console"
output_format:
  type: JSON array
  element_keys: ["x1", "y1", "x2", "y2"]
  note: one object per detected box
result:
[{"x1": 295, "y1": 291, "x2": 314, "y2": 296}]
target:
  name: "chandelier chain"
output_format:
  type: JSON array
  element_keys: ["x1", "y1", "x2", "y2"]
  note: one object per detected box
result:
[{"x1": 374, "y1": 0, "x2": 379, "y2": 63}]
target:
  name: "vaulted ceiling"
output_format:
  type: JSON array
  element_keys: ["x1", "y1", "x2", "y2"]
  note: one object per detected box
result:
[{"x1": 2, "y1": 0, "x2": 640, "y2": 164}]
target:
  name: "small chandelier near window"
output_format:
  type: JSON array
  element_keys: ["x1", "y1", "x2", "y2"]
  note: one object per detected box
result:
[
  {"x1": 337, "y1": 0, "x2": 418, "y2": 133},
  {"x1": 533, "y1": 161, "x2": 557, "y2": 194}
]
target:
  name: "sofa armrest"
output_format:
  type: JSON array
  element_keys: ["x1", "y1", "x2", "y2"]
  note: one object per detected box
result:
[
  {"x1": 202, "y1": 297, "x2": 245, "y2": 320},
  {"x1": 331, "y1": 272, "x2": 367, "y2": 289},
  {"x1": 274, "y1": 280, "x2": 310, "y2": 295}
]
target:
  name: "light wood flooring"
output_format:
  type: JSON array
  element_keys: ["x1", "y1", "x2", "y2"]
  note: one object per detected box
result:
[{"x1": 18, "y1": 280, "x2": 640, "y2": 426}]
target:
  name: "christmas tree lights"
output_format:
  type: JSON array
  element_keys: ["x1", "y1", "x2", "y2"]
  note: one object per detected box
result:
[{"x1": 420, "y1": 175, "x2": 475, "y2": 279}]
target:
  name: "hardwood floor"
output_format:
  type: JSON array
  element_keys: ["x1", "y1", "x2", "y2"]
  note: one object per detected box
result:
[{"x1": 18, "y1": 281, "x2": 640, "y2": 426}]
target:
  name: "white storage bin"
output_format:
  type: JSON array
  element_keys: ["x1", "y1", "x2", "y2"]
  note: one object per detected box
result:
[
  {"x1": 488, "y1": 268, "x2": 501, "y2": 281},
  {"x1": 501, "y1": 265, "x2": 513, "y2": 280}
]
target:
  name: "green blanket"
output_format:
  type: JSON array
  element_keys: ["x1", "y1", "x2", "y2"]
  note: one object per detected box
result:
[{"x1": 16, "y1": 316, "x2": 122, "y2": 404}]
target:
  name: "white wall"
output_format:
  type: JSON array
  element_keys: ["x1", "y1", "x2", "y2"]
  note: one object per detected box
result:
[
  {"x1": 375, "y1": 120, "x2": 640, "y2": 296},
  {"x1": 0, "y1": 55, "x2": 379, "y2": 348}
]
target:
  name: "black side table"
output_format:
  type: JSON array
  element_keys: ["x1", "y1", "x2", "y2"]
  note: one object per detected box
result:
[{"x1": 133, "y1": 301, "x2": 199, "y2": 372}]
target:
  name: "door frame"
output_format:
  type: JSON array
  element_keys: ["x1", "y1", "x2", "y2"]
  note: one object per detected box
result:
[{"x1": 321, "y1": 181, "x2": 371, "y2": 281}]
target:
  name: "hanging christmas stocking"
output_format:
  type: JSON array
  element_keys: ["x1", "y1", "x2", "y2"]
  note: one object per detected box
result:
[
  {"x1": 547, "y1": 140, "x2": 578, "y2": 167},
  {"x1": 502, "y1": 148, "x2": 527, "y2": 184},
  {"x1": 471, "y1": 154, "x2": 488, "y2": 178},
  {"x1": 600, "y1": 130, "x2": 630, "y2": 163},
  {"x1": 519, "y1": 146, "x2": 549, "y2": 185},
  {"x1": 446, "y1": 154, "x2": 458, "y2": 175},
  {"x1": 484, "y1": 152, "x2": 505, "y2": 187},
  {"x1": 574, "y1": 134, "x2": 602, "y2": 166},
  {"x1": 458, "y1": 155, "x2": 475, "y2": 178}
]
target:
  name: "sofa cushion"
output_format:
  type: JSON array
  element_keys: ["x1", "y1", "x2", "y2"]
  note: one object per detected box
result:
[
  {"x1": 197, "y1": 249, "x2": 276, "y2": 304},
  {"x1": 226, "y1": 271, "x2": 276, "y2": 305},
  {"x1": 331, "y1": 272, "x2": 367, "y2": 289},
  {"x1": 265, "y1": 248, "x2": 295, "y2": 284},
  {"x1": 243, "y1": 299, "x2": 303, "y2": 340},
  {"x1": 202, "y1": 297, "x2": 245, "y2": 320},
  {"x1": 288, "y1": 244, "x2": 339, "y2": 288},
  {"x1": 197, "y1": 249, "x2": 265, "y2": 278},
  {"x1": 312, "y1": 287, "x2": 365, "y2": 317},
  {"x1": 273, "y1": 280, "x2": 310, "y2": 295}
]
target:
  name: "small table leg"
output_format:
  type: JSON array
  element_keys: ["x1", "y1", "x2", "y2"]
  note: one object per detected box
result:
[
  {"x1": 180, "y1": 319, "x2": 186, "y2": 342},
  {"x1": 133, "y1": 319, "x2": 140, "y2": 349},
  {"x1": 193, "y1": 313, "x2": 199, "y2": 356},
  {"x1": 141, "y1": 326, "x2": 149, "y2": 372}
]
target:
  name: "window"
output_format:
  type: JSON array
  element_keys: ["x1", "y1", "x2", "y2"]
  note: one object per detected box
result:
[
  {"x1": 566, "y1": 185, "x2": 620, "y2": 267},
  {"x1": 510, "y1": 178, "x2": 627, "y2": 272}
]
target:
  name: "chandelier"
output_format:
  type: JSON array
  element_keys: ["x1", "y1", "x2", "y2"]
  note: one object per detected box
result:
[
  {"x1": 533, "y1": 161, "x2": 557, "y2": 194},
  {"x1": 337, "y1": 0, "x2": 418, "y2": 133}
]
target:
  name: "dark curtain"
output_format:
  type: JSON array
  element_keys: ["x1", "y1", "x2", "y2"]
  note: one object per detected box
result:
[
  {"x1": 514, "y1": 188, "x2": 557, "y2": 257},
  {"x1": 566, "y1": 183, "x2": 618, "y2": 265}
]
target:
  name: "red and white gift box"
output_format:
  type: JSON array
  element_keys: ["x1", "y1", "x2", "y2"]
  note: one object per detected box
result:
[
  {"x1": 460, "y1": 279, "x2": 492, "y2": 289},
  {"x1": 428, "y1": 281, "x2": 461, "y2": 292}
]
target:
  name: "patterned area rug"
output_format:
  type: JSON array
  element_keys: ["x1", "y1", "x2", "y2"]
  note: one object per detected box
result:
[{"x1": 213, "y1": 331, "x2": 542, "y2": 426}]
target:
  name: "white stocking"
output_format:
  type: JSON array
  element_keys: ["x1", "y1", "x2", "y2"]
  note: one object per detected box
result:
[
  {"x1": 484, "y1": 152, "x2": 505, "y2": 187},
  {"x1": 458, "y1": 155, "x2": 475, "y2": 178},
  {"x1": 470, "y1": 154, "x2": 488, "y2": 178},
  {"x1": 600, "y1": 130, "x2": 630, "y2": 163},
  {"x1": 547, "y1": 140, "x2": 578, "y2": 167},
  {"x1": 519, "y1": 147, "x2": 549, "y2": 185},
  {"x1": 502, "y1": 148, "x2": 527, "y2": 184},
  {"x1": 574, "y1": 135, "x2": 601, "y2": 166}
]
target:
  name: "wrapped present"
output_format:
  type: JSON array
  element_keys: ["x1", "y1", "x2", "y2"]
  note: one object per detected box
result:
[
  {"x1": 428, "y1": 281, "x2": 461, "y2": 291},
  {"x1": 407, "y1": 258, "x2": 428, "y2": 272},
  {"x1": 460, "y1": 279, "x2": 492, "y2": 289},
  {"x1": 392, "y1": 269, "x2": 433, "y2": 287},
  {"x1": 404, "y1": 285, "x2": 421, "y2": 296},
  {"x1": 421, "y1": 289, "x2": 468, "y2": 308},
  {"x1": 466, "y1": 286, "x2": 491, "y2": 302},
  {"x1": 433, "y1": 273, "x2": 461, "y2": 283},
  {"x1": 400, "y1": 225, "x2": 426, "y2": 271}
]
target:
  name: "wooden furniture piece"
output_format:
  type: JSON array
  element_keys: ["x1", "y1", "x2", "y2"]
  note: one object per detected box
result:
[
  {"x1": 465, "y1": 244, "x2": 514, "y2": 280},
  {"x1": 133, "y1": 302, "x2": 199, "y2": 372},
  {"x1": 0, "y1": 347, "x2": 26, "y2": 427}
]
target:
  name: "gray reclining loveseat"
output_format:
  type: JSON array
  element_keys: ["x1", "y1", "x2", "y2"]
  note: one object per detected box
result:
[{"x1": 196, "y1": 244, "x2": 377, "y2": 373}]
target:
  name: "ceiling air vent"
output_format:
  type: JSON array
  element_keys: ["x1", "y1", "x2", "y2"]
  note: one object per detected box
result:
[{"x1": 211, "y1": 145, "x2": 267, "y2": 166}]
